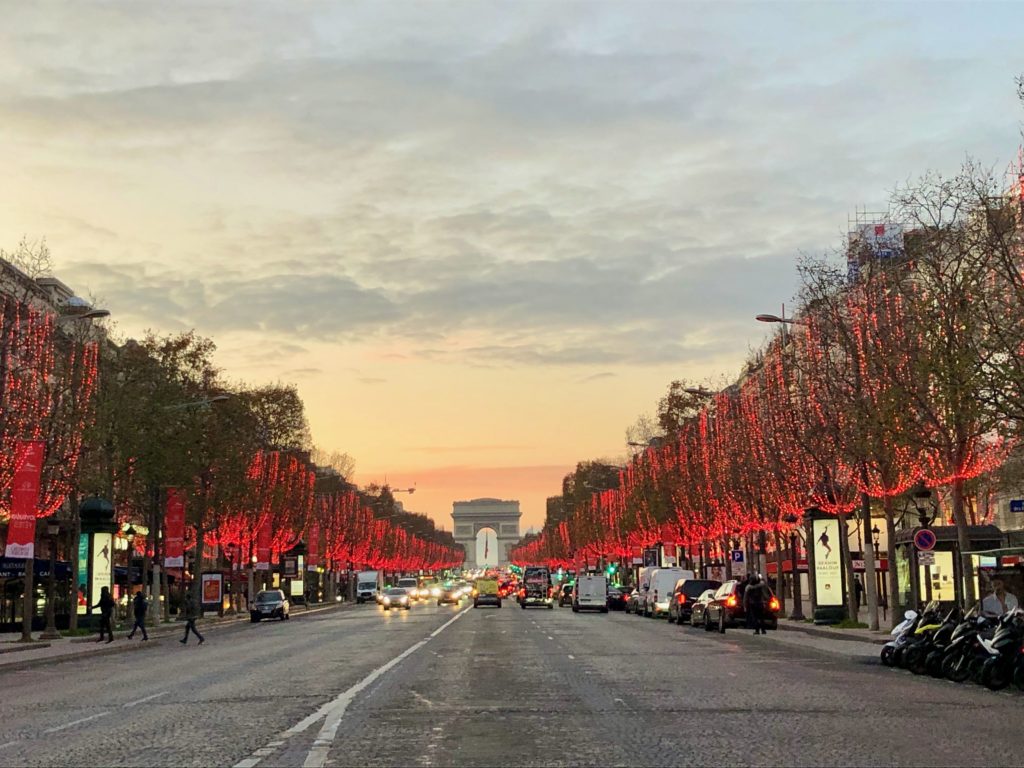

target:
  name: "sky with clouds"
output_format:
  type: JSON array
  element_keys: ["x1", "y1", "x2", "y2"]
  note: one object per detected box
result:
[{"x1": 1, "y1": 2, "x2": 1021, "y2": 531}]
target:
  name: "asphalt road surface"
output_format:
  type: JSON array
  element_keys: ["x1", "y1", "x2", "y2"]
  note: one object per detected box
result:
[{"x1": 0, "y1": 601, "x2": 1020, "y2": 767}]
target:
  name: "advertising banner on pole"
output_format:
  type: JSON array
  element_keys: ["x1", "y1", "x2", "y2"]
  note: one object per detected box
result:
[
  {"x1": 77, "y1": 534, "x2": 89, "y2": 615},
  {"x1": 4, "y1": 440, "x2": 45, "y2": 559},
  {"x1": 307, "y1": 524, "x2": 319, "y2": 571},
  {"x1": 163, "y1": 488, "x2": 185, "y2": 568},
  {"x1": 813, "y1": 517, "x2": 844, "y2": 607},
  {"x1": 201, "y1": 572, "x2": 223, "y2": 608},
  {"x1": 91, "y1": 532, "x2": 113, "y2": 608},
  {"x1": 256, "y1": 521, "x2": 271, "y2": 571}
]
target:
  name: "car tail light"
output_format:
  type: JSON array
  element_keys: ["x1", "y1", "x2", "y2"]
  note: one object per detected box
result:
[
  {"x1": 769, "y1": 597, "x2": 780, "y2": 612},
  {"x1": 677, "y1": 594, "x2": 686, "y2": 604},
  {"x1": 518, "y1": 589, "x2": 526, "y2": 598},
  {"x1": 725, "y1": 595, "x2": 738, "y2": 608}
]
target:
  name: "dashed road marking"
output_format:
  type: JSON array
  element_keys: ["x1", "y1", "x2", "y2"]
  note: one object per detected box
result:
[
  {"x1": 567, "y1": 654, "x2": 575, "y2": 660},
  {"x1": 0, "y1": 741, "x2": 20, "y2": 750},
  {"x1": 123, "y1": 691, "x2": 168, "y2": 708},
  {"x1": 547, "y1": 636, "x2": 554, "y2": 640},
  {"x1": 234, "y1": 606, "x2": 471, "y2": 768},
  {"x1": 44, "y1": 712, "x2": 110, "y2": 733}
]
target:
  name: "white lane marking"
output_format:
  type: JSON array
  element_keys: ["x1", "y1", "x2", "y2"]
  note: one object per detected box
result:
[
  {"x1": 0, "y1": 741, "x2": 20, "y2": 750},
  {"x1": 234, "y1": 605, "x2": 471, "y2": 768},
  {"x1": 547, "y1": 636, "x2": 554, "y2": 640},
  {"x1": 123, "y1": 691, "x2": 168, "y2": 708},
  {"x1": 567, "y1": 654, "x2": 575, "y2": 660},
  {"x1": 302, "y1": 606, "x2": 470, "y2": 768},
  {"x1": 44, "y1": 712, "x2": 110, "y2": 733}
]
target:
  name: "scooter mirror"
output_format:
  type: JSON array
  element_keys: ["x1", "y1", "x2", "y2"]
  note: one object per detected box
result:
[{"x1": 904, "y1": 610, "x2": 916, "y2": 620}]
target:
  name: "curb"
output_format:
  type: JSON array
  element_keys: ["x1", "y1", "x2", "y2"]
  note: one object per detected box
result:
[
  {"x1": 0, "y1": 641, "x2": 52, "y2": 655},
  {"x1": 777, "y1": 621, "x2": 889, "y2": 645},
  {"x1": 0, "y1": 602, "x2": 351, "y2": 675},
  {"x1": 755, "y1": 631, "x2": 882, "y2": 664}
]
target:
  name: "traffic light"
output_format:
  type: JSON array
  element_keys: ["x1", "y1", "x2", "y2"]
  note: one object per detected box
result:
[{"x1": 606, "y1": 563, "x2": 618, "y2": 577}]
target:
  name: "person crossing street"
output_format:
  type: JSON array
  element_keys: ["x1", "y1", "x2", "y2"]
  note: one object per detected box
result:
[
  {"x1": 127, "y1": 591, "x2": 149, "y2": 641},
  {"x1": 180, "y1": 589, "x2": 205, "y2": 646}
]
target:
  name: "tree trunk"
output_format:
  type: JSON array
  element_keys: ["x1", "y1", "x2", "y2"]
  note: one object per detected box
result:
[
  {"x1": 883, "y1": 495, "x2": 901, "y2": 630},
  {"x1": 859, "y1": 490, "x2": 879, "y2": 631},
  {"x1": 950, "y1": 477, "x2": 976, "y2": 606},
  {"x1": 773, "y1": 531, "x2": 785, "y2": 612},
  {"x1": 21, "y1": 551, "x2": 35, "y2": 642},
  {"x1": 68, "y1": 495, "x2": 81, "y2": 632},
  {"x1": 839, "y1": 513, "x2": 858, "y2": 622}
]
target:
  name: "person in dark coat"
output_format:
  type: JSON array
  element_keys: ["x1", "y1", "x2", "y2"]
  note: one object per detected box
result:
[
  {"x1": 93, "y1": 586, "x2": 115, "y2": 643},
  {"x1": 127, "y1": 591, "x2": 149, "y2": 641},
  {"x1": 743, "y1": 574, "x2": 771, "y2": 635},
  {"x1": 180, "y1": 590, "x2": 204, "y2": 645}
]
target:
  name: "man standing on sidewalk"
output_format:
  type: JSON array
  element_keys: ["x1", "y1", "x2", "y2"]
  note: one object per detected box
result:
[
  {"x1": 180, "y1": 590, "x2": 204, "y2": 646},
  {"x1": 127, "y1": 591, "x2": 149, "y2": 641},
  {"x1": 743, "y1": 574, "x2": 770, "y2": 636},
  {"x1": 93, "y1": 586, "x2": 115, "y2": 643}
]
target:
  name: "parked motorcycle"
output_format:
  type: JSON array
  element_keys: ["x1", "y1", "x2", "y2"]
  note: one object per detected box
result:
[
  {"x1": 940, "y1": 606, "x2": 996, "y2": 683},
  {"x1": 906, "y1": 606, "x2": 961, "y2": 676},
  {"x1": 979, "y1": 608, "x2": 1024, "y2": 691},
  {"x1": 881, "y1": 608, "x2": 920, "y2": 667}
]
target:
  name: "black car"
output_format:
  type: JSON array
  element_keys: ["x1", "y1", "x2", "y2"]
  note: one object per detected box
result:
[
  {"x1": 558, "y1": 583, "x2": 574, "y2": 607},
  {"x1": 668, "y1": 578, "x2": 722, "y2": 624},
  {"x1": 250, "y1": 589, "x2": 290, "y2": 622},
  {"x1": 606, "y1": 586, "x2": 629, "y2": 611},
  {"x1": 704, "y1": 580, "x2": 780, "y2": 633}
]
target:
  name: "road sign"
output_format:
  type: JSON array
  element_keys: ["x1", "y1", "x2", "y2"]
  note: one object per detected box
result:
[
  {"x1": 913, "y1": 528, "x2": 937, "y2": 552},
  {"x1": 918, "y1": 551, "x2": 935, "y2": 566},
  {"x1": 1010, "y1": 499, "x2": 1024, "y2": 513},
  {"x1": 730, "y1": 550, "x2": 744, "y2": 563}
]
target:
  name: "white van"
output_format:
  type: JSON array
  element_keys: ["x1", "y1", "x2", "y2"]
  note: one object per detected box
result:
[
  {"x1": 355, "y1": 570, "x2": 381, "y2": 604},
  {"x1": 643, "y1": 568, "x2": 695, "y2": 618},
  {"x1": 572, "y1": 574, "x2": 608, "y2": 613},
  {"x1": 629, "y1": 566, "x2": 658, "y2": 615}
]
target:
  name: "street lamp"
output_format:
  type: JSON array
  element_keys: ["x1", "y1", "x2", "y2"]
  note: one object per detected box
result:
[
  {"x1": 39, "y1": 518, "x2": 62, "y2": 640},
  {"x1": 910, "y1": 482, "x2": 938, "y2": 528},
  {"x1": 871, "y1": 525, "x2": 881, "y2": 559},
  {"x1": 783, "y1": 513, "x2": 805, "y2": 621}
]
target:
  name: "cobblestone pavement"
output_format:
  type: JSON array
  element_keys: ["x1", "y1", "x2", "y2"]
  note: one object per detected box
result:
[{"x1": 0, "y1": 601, "x2": 1020, "y2": 767}]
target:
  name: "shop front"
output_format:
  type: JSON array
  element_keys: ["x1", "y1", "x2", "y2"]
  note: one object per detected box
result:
[{"x1": 0, "y1": 557, "x2": 72, "y2": 632}]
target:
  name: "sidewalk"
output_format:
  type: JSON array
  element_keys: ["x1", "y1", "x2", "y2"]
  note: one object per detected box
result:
[{"x1": 0, "y1": 601, "x2": 351, "y2": 674}]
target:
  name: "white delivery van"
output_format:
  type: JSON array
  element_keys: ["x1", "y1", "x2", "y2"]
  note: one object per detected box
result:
[
  {"x1": 644, "y1": 568, "x2": 695, "y2": 618},
  {"x1": 572, "y1": 574, "x2": 608, "y2": 613},
  {"x1": 355, "y1": 571, "x2": 381, "y2": 604},
  {"x1": 630, "y1": 566, "x2": 657, "y2": 615}
]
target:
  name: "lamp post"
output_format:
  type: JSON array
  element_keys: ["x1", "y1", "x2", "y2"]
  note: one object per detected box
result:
[
  {"x1": 784, "y1": 513, "x2": 805, "y2": 621},
  {"x1": 39, "y1": 518, "x2": 62, "y2": 640},
  {"x1": 872, "y1": 525, "x2": 881, "y2": 559}
]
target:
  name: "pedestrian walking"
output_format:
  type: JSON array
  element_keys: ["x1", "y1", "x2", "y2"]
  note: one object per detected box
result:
[
  {"x1": 854, "y1": 575, "x2": 864, "y2": 607},
  {"x1": 180, "y1": 589, "x2": 205, "y2": 646},
  {"x1": 127, "y1": 591, "x2": 149, "y2": 641},
  {"x1": 743, "y1": 573, "x2": 771, "y2": 636},
  {"x1": 93, "y1": 586, "x2": 115, "y2": 643}
]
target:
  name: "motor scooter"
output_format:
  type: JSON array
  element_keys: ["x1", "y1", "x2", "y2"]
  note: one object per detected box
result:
[
  {"x1": 979, "y1": 608, "x2": 1024, "y2": 691},
  {"x1": 881, "y1": 608, "x2": 919, "y2": 667},
  {"x1": 908, "y1": 606, "x2": 961, "y2": 676},
  {"x1": 940, "y1": 606, "x2": 996, "y2": 683}
]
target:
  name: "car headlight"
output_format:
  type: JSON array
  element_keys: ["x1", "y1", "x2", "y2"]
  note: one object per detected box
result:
[
  {"x1": 383, "y1": 597, "x2": 391, "y2": 604},
  {"x1": 431, "y1": 587, "x2": 441, "y2": 597},
  {"x1": 401, "y1": 596, "x2": 408, "y2": 603}
]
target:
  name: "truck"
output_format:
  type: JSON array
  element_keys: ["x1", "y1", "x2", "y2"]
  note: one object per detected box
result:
[
  {"x1": 572, "y1": 574, "x2": 608, "y2": 613},
  {"x1": 520, "y1": 566, "x2": 553, "y2": 609},
  {"x1": 355, "y1": 570, "x2": 382, "y2": 604}
]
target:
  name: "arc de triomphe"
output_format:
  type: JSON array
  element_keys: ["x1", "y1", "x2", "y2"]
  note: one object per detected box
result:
[{"x1": 451, "y1": 498, "x2": 521, "y2": 569}]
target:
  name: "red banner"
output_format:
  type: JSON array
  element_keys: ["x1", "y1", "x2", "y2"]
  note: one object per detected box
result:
[
  {"x1": 307, "y1": 523, "x2": 319, "y2": 570},
  {"x1": 4, "y1": 440, "x2": 44, "y2": 559},
  {"x1": 256, "y1": 520, "x2": 272, "y2": 571},
  {"x1": 163, "y1": 488, "x2": 185, "y2": 568}
]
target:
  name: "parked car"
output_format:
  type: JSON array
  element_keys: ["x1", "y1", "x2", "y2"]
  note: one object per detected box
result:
[
  {"x1": 643, "y1": 568, "x2": 695, "y2": 618},
  {"x1": 688, "y1": 588, "x2": 719, "y2": 628},
  {"x1": 667, "y1": 578, "x2": 722, "y2": 624},
  {"x1": 250, "y1": 589, "x2": 290, "y2": 622},
  {"x1": 382, "y1": 587, "x2": 412, "y2": 611},
  {"x1": 606, "y1": 586, "x2": 629, "y2": 611},
  {"x1": 704, "y1": 579, "x2": 780, "y2": 633}
]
